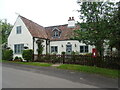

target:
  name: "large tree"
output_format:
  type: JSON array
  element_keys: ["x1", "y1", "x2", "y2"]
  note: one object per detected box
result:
[
  {"x1": 73, "y1": 2, "x2": 115, "y2": 56},
  {"x1": 107, "y1": 1, "x2": 120, "y2": 56},
  {"x1": 0, "y1": 19, "x2": 13, "y2": 44}
]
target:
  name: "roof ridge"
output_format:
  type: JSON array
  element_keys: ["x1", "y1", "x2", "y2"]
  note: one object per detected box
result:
[
  {"x1": 19, "y1": 15, "x2": 48, "y2": 39},
  {"x1": 19, "y1": 15, "x2": 44, "y2": 28},
  {"x1": 45, "y1": 24, "x2": 68, "y2": 28}
]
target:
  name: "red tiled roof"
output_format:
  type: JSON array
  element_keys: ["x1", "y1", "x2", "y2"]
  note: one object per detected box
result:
[
  {"x1": 19, "y1": 15, "x2": 48, "y2": 39},
  {"x1": 19, "y1": 15, "x2": 80, "y2": 40},
  {"x1": 45, "y1": 24, "x2": 80, "y2": 41}
]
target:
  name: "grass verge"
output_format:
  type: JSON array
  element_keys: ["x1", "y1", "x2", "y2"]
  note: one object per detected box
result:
[
  {"x1": 57, "y1": 64, "x2": 120, "y2": 78},
  {"x1": 1, "y1": 60, "x2": 52, "y2": 67},
  {"x1": 1, "y1": 60, "x2": 119, "y2": 78}
]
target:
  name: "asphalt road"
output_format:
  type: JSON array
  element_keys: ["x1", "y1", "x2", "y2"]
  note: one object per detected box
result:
[{"x1": 2, "y1": 63, "x2": 119, "y2": 88}]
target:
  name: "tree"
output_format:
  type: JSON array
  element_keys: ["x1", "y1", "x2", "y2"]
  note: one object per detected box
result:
[
  {"x1": 0, "y1": 19, "x2": 13, "y2": 44},
  {"x1": 73, "y1": 2, "x2": 115, "y2": 56},
  {"x1": 107, "y1": 1, "x2": 120, "y2": 56}
]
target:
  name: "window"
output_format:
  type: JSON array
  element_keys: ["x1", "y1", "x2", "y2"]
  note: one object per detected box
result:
[
  {"x1": 52, "y1": 28, "x2": 61, "y2": 38},
  {"x1": 80, "y1": 46, "x2": 88, "y2": 53},
  {"x1": 53, "y1": 31, "x2": 59, "y2": 38},
  {"x1": 14, "y1": 44, "x2": 24, "y2": 54},
  {"x1": 16, "y1": 26, "x2": 21, "y2": 34},
  {"x1": 51, "y1": 46, "x2": 58, "y2": 53}
]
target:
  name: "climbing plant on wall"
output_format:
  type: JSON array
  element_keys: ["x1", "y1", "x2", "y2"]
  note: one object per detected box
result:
[{"x1": 36, "y1": 39, "x2": 44, "y2": 61}]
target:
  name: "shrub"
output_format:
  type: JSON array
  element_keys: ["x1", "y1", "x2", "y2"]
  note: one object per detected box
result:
[
  {"x1": 14, "y1": 56, "x2": 19, "y2": 60},
  {"x1": 14, "y1": 56, "x2": 22, "y2": 62},
  {"x1": 22, "y1": 49, "x2": 33, "y2": 62},
  {"x1": 2, "y1": 49, "x2": 13, "y2": 61},
  {"x1": 61, "y1": 52, "x2": 65, "y2": 55},
  {"x1": 71, "y1": 51, "x2": 76, "y2": 63},
  {"x1": 18, "y1": 57, "x2": 23, "y2": 61},
  {"x1": 84, "y1": 53, "x2": 92, "y2": 56},
  {"x1": 75, "y1": 51, "x2": 80, "y2": 55},
  {"x1": 71, "y1": 51, "x2": 75, "y2": 55},
  {"x1": 44, "y1": 54, "x2": 51, "y2": 62}
]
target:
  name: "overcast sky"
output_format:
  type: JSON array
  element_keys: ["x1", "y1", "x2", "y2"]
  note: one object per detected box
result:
[
  {"x1": 0, "y1": 0, "x2": 80, "y2": 27},
  {"x1": 1, "y1": 0, "x2": 118, "y2": 27}
]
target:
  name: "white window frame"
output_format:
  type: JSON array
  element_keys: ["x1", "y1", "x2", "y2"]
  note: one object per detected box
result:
[
  {"x1": 16, "y1": 26, "x2": 21, "y2": 34},
  {"x1": 14, "y1": 44, "x2": 24, "y2": 54},
  {"x1": 51, "y1": 46, "x2": 58, "y2": 53},
  {"x1": 52, "y1": 28, "x2": 61, "y2": 38},
  {"x1": 80, "y1": 45, "x2": 89, "y2": 53},
  {"x1": 53, "y1": 31, "x2": 59, "y2": 38}
]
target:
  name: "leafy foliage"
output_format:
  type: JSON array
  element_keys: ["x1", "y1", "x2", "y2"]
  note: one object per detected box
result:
[
  {"x1": 61, "y1": 51, "x2": 65, "y2": 55},
  {"x1": 36, "y1": 39, "x2": 44, "y2": 61},
  {"x1": 14, "y1": 56, "x2": 22, "y2": 62},
  {"x1": 14, "y1": 56, "x2": 19, "y2": 60},
  {"x1": 2, "y1": 49, "x2": 13, "y2": 61},
  {"x1": 22, "y1": 49, "x2": 33, "y2": 62},
  {"x1": 0, "y1": 19, "x2": 13, "y2": 44},
  {"x1": 107, "y1": 1, "x2": 120, "y2": 55},
  {"x1": 73, "y1": 2, "x2": 117, "y2": 56}
]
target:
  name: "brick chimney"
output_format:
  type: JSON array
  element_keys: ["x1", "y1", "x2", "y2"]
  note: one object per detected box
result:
[
  {"x1": 68, "y1": 17, "x2": 75, "y2": 28},
  {"x1": 72, "y1": 17, "x2": 74, "y2": 20},
  {"x1": 68, "y1": 17, "x2": 71, "y2": 21}
]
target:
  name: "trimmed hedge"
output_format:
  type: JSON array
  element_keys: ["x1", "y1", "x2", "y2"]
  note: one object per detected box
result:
[{"x1": 22, "y1": 49, "x2": 33, "y2": 62}]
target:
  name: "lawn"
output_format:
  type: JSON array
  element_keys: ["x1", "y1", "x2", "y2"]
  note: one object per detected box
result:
[
  {"x1": 57, "y1": 64, "x2": 120, "y2": 78},
  {"x1": 1, "y1": 60, "x2": 52, "y2": 67},
  {"x1": 1, "y1": 60, "x2": 119, "y2": 78}
]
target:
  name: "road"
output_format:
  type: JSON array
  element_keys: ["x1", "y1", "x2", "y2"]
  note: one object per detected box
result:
[{"x1": 2, "y1": 63, "x2": 119, "y2": 88}]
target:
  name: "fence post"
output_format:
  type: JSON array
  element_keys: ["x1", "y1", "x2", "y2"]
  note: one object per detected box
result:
[
  {"x1": 62, "y1": 54, "x2": 65, "y2": 64},
  {"x1": 62, "y1": 52, "x2": 65, "y2": 64}
]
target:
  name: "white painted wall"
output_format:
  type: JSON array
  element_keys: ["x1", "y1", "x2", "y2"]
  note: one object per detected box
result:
[
  {"x1": 50, "y1": 40, "x2": 94, "y2": 55},
  {"x1": 34, "y1": 38, "x2": 47, "y2": 55},
  {"x1": 8, "y1": 16, "x2": 94, "y2": 59},
  {"x1": 8, "y1": 16, "x2": 33, "y2": 58}
]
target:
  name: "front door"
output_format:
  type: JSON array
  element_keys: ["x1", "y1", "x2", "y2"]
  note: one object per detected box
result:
[{"x1": 66, "y1": 44, "x2": 72, "y2": 54}]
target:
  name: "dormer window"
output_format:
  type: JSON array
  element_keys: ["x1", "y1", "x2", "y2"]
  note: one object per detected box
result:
[
  {"x1": 53, "y1": 31, "x2": 59, "y2": 38},
  {"x1": 16, "y1": 26, "x2": 21, "y2": 34},
  {"x1": 52, "y1": 28, "x2": 61, "y2": 38}
]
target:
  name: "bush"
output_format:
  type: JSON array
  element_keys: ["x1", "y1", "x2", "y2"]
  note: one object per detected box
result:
[
  {"x1": 18, "y1": 57, "x2": 23, "y2": 61},
  {"x1": 44, "y1": 54, "x2": 51, "y2": 62},
  {"x1": 2, "y1": 49, "x2": 13, "y2": 61},
  {"x1": 14, "y1": 56, "x2": 19, "y2": 60},
  {"x1": 75, "y1": 51, "x2": 80, "y2": 55},
  {"x1": 22, "y1": 49, "x2": 33, "y2": 62},
  {"x1": 84, "y1": 53, "x2": 92, "y2": 56},
  {"x1": 71, "y1": 51, "x2": 75, "y2": 55},
  {"x1": 61, "y1": 52, "x2": 65, "y2": 55},
  {"x1": 71, "y1": 51, "x2": 76, "y2": 63},
  {"x1": 14, "y1": 56, "x2": 22, "y2": 62}
]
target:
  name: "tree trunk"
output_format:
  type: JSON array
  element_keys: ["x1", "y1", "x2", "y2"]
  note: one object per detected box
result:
[{"x1": 96, "y1": 43, "x2": 104, "y2": 57}]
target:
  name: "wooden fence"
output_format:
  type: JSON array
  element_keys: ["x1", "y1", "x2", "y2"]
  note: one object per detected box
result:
[{"x1": 34, "y1": 54, "x2": 120, "y2": 70}]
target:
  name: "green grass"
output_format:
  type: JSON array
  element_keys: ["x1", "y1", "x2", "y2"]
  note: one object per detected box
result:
[
  {"x1": 57, "y1": 64, "x2": 120, "y2": 78},
  {"x1": 1, "y1": 60, "x2": 52, "y2": 67},
  {"x1": 1, "y1": 60, "x2": 119, "y2": 78},
  {"x1": 15, "y1": 62, "x2": 52, "y2": 67}
]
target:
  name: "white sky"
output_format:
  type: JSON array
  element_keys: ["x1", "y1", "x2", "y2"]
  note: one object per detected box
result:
[
  {"x1": 1, "y1": 0, "x2": 119, "y2": 27},
  {"x1": 0, "y1": 0, "x2": 80, "y2": 27}
]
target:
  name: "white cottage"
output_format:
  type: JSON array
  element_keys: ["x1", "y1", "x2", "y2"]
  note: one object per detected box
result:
[{"x1": 8, "y1": 15, "x2": 94, "y2": 60}]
